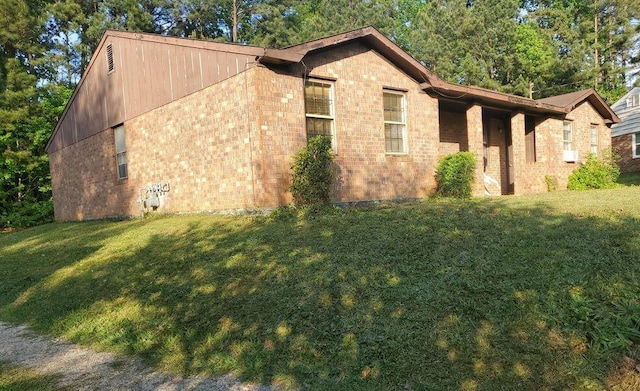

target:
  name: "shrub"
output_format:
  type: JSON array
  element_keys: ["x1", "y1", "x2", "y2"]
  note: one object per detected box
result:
[
  {"x1": 0, "y1": 200, "x2": 53, "y2": 228},
  {"x1": 545, "y1": 175, "x2": 558, "y2": 192},
  {"x1": 435, "y1": 152, "x2": 477, "y2": 198},
  {"x1": 567, "y1": 151, "x2": 620, "y2": 191},
  {"x1": 290, "y1": 136, "x2": 335, "y2": 206}
]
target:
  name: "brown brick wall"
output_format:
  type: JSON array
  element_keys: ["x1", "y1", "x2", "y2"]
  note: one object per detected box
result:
[
  {"x1": 49, "y1": 129, "x2": 136, "y2": 221},
  {"x1": 519, "y1": 101, "x2": 612, "y2": 192},
  {"x1": 439, "y1": 109, "x2": 468, "y2": 155},
  {"x1": 285, "y1": 42, "x2": 440, "y2": 202},
  {"x1": 51, "y1": 68, "x2": 259, "y2": 221},
  {"x1": 50, "y1": 42, "x2": 617, "y2": 221},
  {"x1": 125, "y1": 68, "x2": 257, "y2": 214},
  {"x1": 511, "y1": 113, "x2": 526, "y2": 195},
  {"x1": 466, "y1": 105, "x2": 485, "y2": 196},
  {"x1": 613, "y1": 133, "x2": 640, "y2": 173},
  {"x1": 251, "y1": 66, "x2": 306, "y2": 206}
]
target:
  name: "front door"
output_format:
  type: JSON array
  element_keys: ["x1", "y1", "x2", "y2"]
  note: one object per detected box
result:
[{"x1": 482, "y1": 110, "x2": 513, "y2": 195}]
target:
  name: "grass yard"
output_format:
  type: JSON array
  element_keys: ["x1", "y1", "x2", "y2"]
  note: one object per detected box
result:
[
  {"x1": 618, "y1": 172, "x2": 640, "y2": 187},
  {"x1": 2, "y1": 187, "x2": 640, "y2": 390},
  {"x1": 0, "y1": 362, "x2": 67, "y2": 391}
]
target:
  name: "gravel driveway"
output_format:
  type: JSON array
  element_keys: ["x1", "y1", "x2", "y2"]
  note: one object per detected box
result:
[{"x1": 0, "y1": 322, "x2": 278, "y2": 391}]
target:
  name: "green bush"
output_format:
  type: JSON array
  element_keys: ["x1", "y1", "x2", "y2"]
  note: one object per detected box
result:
[
  {"x1": 544, "y1": 174, "x2": 558, "y2": 192},
  {"x1": 290, "y1": 135, "x2": 335, "y2": 206},
  {"x1": 435, "y1": 152, "x2": 477, "y2": 198},
  {"x1": 0, "y1": 200, "x2": 53, "y2": 228},
  {"x1": 567, "y1": 151, "x2": 620, "y2": 191}
]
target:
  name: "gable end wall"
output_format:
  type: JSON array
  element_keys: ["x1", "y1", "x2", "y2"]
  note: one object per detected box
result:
[
  {"x1": 278, "y1": 42, "x2": 440, "y2": 202},
  {"x1": 524, "y1": 101, "x2": 612, "y2": 191},
  {"x1": 50, "y1": 68, "x2": 259, "y2": 221},
  {"x1": 48, "y1": 35, "x2": 258, "y2": 154}
]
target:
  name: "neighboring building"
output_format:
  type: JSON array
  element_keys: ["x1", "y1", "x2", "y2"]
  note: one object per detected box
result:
[
  {"x1": 611, "y1": 87, "x2": 640, "y2": 173},
  {"x1": 46, "y1": 27, "x2": 620, "y2": 221}
]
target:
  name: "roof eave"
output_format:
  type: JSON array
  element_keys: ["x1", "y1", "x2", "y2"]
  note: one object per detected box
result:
[
  {"x1": 259, "y1": 26, "x2": 440, "y2": 85},
  {"x1": 421, "y1": 82, "x2": 567, "y2": 115}
]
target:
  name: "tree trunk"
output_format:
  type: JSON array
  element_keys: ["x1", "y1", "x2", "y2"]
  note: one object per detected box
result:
[{"x1": 233, "y1": 0, "x2": 238, "y2": 42}]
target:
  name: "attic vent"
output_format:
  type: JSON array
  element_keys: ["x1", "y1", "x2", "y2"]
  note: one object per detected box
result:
[{"x1": 106, "y1": 43, "x2": 114, "y2": 73}]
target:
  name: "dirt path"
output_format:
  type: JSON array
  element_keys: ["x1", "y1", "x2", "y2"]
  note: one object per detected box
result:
[{"x1": 0, "y1": 322, "x2": 277, "y2": 391}]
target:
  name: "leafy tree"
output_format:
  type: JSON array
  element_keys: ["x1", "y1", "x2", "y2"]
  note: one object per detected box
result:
[
  {"x1": 395, "y1": 0, "x2": 522, "y2": 92},
  {"x1": 0, "y1": 0, "x2": 70, "y2": 227},
  {"x1": 524, "y1": 0, "x2": 640, "y2": 102},
  {"x1": 510, "y1": 23, "x2": 555, "y2": 97}
]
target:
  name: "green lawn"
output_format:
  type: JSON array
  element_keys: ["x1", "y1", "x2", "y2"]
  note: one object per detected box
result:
[
  {"x1": 0, "y1": 362, "x2": 67, "y2": 391},
  {"x1": 2, "y1": 188, "x2": 640, "y2": 390},
  {"x1": 618, "y1": 172, "x2": 640, "y2": 186}
]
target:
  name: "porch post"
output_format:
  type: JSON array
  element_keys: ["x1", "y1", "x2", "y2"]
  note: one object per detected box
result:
[
  {"x1": 510, "y1": 112, "x2": 526, "y2": 195},
  {"x1": 466, "y1": 104, "x2": 485, "y2": 196}
]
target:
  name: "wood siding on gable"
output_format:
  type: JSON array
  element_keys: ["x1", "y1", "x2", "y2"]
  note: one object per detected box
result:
[{"x1": 48, "y1": 34, "x2": 261, "y2": 153}]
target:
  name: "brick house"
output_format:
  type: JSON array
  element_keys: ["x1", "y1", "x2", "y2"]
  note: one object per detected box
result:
[
  {"x1": 611, "y1": 87, "x2": 640, "y2": 173},
  {"x1": 46, "y1": 27, "x2": 620, "y2": 221}
]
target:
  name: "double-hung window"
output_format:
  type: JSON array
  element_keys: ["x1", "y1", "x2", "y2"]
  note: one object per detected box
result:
[
  {"x1": 634, "y1": 132, "x2": 640, "y2": 159},
  {"x1": 114, "y1": 125, "x2": 127, "y2": 179},
  {"x1": 563, "y1": 121, "x2": 573, "y2": 151},
  {"x1": 383, "y1": 90, "x2": 407, "y2": 154},
  {"x1": 304, "y1": 79, "x2": 335, "y2": 147},
  {"x1": 590, "y1": 125, "x2": 598, "y2": 154}
]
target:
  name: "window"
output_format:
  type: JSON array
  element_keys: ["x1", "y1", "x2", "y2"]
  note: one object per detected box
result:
[
  {"x1": 106, "y1": 43, "x2": 114, "y2": 73},
  {"x1": 383, "y1": 90, "x2": 407, "y2": 154},
  {"x1": 634, "y1": 132, "x2": 640, "y2": 159},
  {"x1": 304, "y1": 79, "x2": 335, "y2": 147},
  {"x1": 525, "y1": 116, "x2": 536, "y2": 163},
  {"x1": 590, "y1": 125, "x2": 598, "y2": 154},
  {"x1": 563, "y1": 121, "x2": 573, "y2": 150},
  {"x1": 627, "y1": 94, "x2": 639, "y2": 108},
  {"x1": 114, "y1": 125, "x2": 127, "y2": 179}
]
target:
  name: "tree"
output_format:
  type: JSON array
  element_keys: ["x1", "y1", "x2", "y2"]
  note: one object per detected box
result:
[
  {"x1": 524, "y1": 0, "x2": 640, "y2": 102},
  {"x1": 0, "y1": 0, "x2": 70, "y2": 227},
  {"x1": 395, "y1": 0, "x2": 522, "y2": 92}
]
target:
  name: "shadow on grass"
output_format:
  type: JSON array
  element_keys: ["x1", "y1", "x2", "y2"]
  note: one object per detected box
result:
[
  {"x1": 1, "y1": 196, "x2": 640, "y2": 390},
  {"x1": 618, "y1": 172, "x2": 640, "y2": 187},
  {"x1": 0, "y1": 361, "x2": 67, "y2": 391}
]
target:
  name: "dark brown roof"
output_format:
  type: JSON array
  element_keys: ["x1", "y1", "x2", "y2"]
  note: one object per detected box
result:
[
  {"x1": 538, "y1": 89, "x2": 619, "y2": 123},
  {"x1": 261, "y1": 26, "x2": 441, "y2": 87}
]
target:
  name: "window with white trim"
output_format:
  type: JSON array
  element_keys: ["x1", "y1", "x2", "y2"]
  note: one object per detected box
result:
[
  {"x1": 590, "y1": 125, "x2": 598, "y2": 154},
  {"x1": 114, "y1": 125, "x2": 127, "y2": 179},
  {"x1": 563, "y1": 121, "x2": 573, "y2": 150},
  {"x1": 634, "y1": 132, "x2": 640, "y2": 159},
  {"x1": 383, "y1": 90, "x2": 407, "y2": 154},
  {"x1": 304, "y1": 79, "x2": 335, "y2": 148},
  {"x1": 627, "y1": 94, "x2": 639, "y2": 108}
]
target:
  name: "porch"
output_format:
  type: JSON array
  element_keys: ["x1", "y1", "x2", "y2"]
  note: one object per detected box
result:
[{"x1": 437, "y1": 100, "x2": 538, "y2": 196}]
